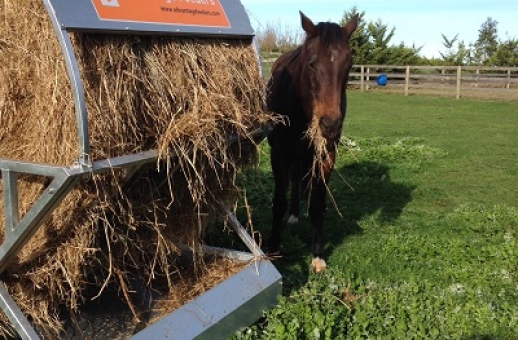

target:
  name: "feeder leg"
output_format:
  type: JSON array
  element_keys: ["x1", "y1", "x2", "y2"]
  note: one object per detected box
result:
[{"x1": 0, "y1": 283, "x2": 41, "y2": 340}]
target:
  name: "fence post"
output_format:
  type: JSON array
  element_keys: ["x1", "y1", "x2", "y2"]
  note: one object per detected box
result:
[
  {"x1": 405, "y1": 66, "x2": 410, "y2": 96},
  {"x1": 507, "y1": 69, "x2": 511, "y2": 89},
  {"x1": 360, "y1": 65, "x2": 364, "y2": 92},
  {"x1": 476, "y1": 69, "x2": 480, "y2": 88},
  {"x1": 366, "y1": 67, "x2": 370, "y2": 90},
  {"x1": 456, "y1": 66, "x2": 462, "y2": 99}
]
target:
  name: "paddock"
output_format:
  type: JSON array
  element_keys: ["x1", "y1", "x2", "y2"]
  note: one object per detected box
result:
[{"x1": 231, "y1": 91, "x2": 518, "y2": 338}]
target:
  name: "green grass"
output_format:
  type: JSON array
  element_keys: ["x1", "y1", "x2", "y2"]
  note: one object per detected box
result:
[{"x1": 215, "y1": 92, "x2": 518, "y2": 339}]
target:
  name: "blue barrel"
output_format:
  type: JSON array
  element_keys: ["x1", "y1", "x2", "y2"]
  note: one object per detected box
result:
[{"x1": 377, "y1": 74, "x2": 388, "y2": 86}]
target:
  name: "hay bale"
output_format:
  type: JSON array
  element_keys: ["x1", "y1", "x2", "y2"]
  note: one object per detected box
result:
[{"x1": 0, "y1": 0, "x2": 275, "y2": 337}]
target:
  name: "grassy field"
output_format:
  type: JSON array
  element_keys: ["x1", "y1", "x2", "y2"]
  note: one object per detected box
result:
[{"x1": 210, "y1": 91, "x2": 518, "y2": 339}]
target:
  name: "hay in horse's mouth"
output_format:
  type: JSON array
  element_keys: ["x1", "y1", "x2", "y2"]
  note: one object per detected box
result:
[
  {"x1": 304, "y1": 116, "x2": 346, "y2": 219},
  {"x1": 305, "y1": 117, "x2": 333, "y2": 183}
]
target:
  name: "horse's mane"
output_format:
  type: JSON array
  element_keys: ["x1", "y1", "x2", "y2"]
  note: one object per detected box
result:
[{"x1": 308, "y1": 22, "x2": 345, "y2": 50}]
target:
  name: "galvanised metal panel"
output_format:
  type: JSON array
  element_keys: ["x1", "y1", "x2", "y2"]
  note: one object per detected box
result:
[
  {"x1": 46, "y1": 0, "x2": 255, "y2": 38},
  {"x1": 130, "y1": 260, "x2": 282, "y2": 340}
]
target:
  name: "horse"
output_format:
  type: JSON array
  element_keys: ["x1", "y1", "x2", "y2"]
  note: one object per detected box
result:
[{"x1": 266, "y1": 11, "x2": 358, "y2": 273}]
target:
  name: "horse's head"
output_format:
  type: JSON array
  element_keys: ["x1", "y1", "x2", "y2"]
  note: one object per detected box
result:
[{"x1": 297, "y1": 12, "x2": 358, "y2": 142}]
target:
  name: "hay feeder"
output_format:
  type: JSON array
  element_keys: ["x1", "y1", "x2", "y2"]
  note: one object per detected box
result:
[{"x1": 0, "y1": 0, "x2": 281, "y2": 338}]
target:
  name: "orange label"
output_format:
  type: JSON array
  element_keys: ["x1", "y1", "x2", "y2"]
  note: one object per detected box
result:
[{"x1": 92, "y1": 0, "x2": 231, "y2": 28}]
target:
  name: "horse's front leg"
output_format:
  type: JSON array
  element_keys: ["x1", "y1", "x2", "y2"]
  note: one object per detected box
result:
[
  {"x1": 309, "y1": 179, "x2": 327, "y2": 272},
  {"x1": 308, "y1": 151, "x2": 336, "y2": 273},
  {"x1": 288, "y1": 161, "x2": 301, "y2": 224},
  {"x1": 268, "y1": 148, "x2": 291, "y2": 254},
  {"x1": 289, "y1": 149, "x2": 314, "y2": 225}
]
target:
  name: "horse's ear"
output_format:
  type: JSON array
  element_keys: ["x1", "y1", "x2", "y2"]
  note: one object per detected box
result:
[
  {"x1": 300, "y1": 11, "x2": 317, "y2": 36},
  {"x1": 342, "y1": 14, "x2": 359, "y2": 40}
]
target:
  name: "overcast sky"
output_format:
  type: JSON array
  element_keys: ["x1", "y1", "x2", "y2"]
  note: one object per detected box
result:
[{"x1": 240, "y1": 0, "x2": 517, "y2": 58}]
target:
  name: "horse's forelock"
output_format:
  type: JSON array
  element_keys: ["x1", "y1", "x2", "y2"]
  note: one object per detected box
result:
[{"x1": 314, "y1": 22, "x2": 346, "y2": 51}]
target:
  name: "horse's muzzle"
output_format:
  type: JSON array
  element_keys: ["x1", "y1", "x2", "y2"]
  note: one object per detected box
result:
[{"x1": 319, "y1": 116, "x2": 342, "y2": 139}]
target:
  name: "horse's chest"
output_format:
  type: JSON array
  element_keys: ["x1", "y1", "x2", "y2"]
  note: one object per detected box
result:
[{"x1": 268, "y1": 124, "x2": 311, "y2": 158}]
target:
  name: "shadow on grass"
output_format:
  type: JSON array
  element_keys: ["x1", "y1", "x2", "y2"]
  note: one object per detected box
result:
[
  {"x1": 204, "y1": 159, "x2": 415, "y2": 295},
  {"x1": 216, "y1": 160, "x2": 413, "y2": 295},
  {"x1": 333, "y1": 160, "x2": 415, "y2": 227}
]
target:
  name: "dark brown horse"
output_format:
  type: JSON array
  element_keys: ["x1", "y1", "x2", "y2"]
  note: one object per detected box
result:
[{"x1": 266, "y1": 12, "x2": 358, "y2": 272}]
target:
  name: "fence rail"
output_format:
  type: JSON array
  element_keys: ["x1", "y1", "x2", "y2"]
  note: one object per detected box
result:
[
  {"x1": 351, "y1": 65, "x2": 518, "y2": 99},
  {"x1": 262, "y1": 58, "x2": 518, "y2": 100}
]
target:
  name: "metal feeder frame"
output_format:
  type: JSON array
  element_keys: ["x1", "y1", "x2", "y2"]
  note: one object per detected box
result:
[{"x1": 0, "y1": 1, "x2": 281, "y2": 339}]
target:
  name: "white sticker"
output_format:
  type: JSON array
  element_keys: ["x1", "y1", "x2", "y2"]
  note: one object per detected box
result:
[{"x1": 100, "y1": 0, "x2": 120, "y2": 7}]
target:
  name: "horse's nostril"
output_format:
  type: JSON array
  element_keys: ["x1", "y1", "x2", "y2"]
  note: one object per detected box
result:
[
  {"x1": 320, "y1": 117, "x2": 331, "y2": 127},
  {"x1": 319, "y1": 116, "x2": 341, "y2": 135}
]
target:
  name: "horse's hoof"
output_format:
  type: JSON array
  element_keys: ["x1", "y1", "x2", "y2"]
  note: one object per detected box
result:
[
  {"x1": 287, "y1": 214, "x2": 299, "y2": 225},
  {"x1": 311, "y1": 257, "x2": 327, "y2": 273}
]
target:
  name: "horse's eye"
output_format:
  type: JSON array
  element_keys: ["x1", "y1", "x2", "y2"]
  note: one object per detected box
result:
[{"x1": 308, "y1": 60, "x2": 317, "y2": 71}]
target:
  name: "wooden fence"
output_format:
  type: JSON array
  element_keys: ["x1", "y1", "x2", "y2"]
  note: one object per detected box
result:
[
  {"x1": 351, "y1": 65, "x2": 518, "y2": 99},
  {"x1": 262, "y1": 58, "x2": 518, "y2": 100}
]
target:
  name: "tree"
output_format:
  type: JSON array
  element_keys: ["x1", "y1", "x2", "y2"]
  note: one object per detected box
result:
[
  {"x1": 439, "y1": 34, "x2": 470, "y2": 65},
  {"x1": 368, "y1": 19, "x2": 396, "y2": 64},
  {"x1": 390, "y1": 43, "x2": 422, "y2": 65},
  {"x1": 341, "y1": 7, "x2": 421, "y2": 65},
  {"x1": 341, "y1": 7, "x2": 373, "y2": 64},
  {"x1": 439, "y1": 34, "x2": 458, "y2": 61},
  {"x1": 490, "y1": 38, "x2": 518, "y2": 66},
  {"x1": 472, "y1": 17, "x2": 499, "y2": 65},
  {"x1": 256, "y1": 23, "x2": 278, "y2": 52}
]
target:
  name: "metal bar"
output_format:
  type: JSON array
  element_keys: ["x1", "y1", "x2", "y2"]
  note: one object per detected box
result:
[
  {"x1": 252, "y1": 35, "x2": 265, "y2": 79},
  {"x1": 91, "y1": 150, "x2": 159, "y2": 174},
  {"x1": 0, "y1": 125, "x2": 268, "y2": 179},
  {"x1": 0, "y1": 283, "x2": 41, "y2": 340},
  {"x1": 2, "y1": 170, "x2": 19, "y2": 234},
  {"x1": 0, "y1": 150, "x2": 158, "y2": 179},
  {"x1": 42, "y1": 0, "x2": 91, "y2": 168},
  {"x1": 201, "y1": 246, "x2": 255, "y2": 262},
  {"x1": 0, "y1": 159, "x2": 72, "y2": 178},
  {"x1": 0, "y1": 173, "x2": 79, "y2": 274},
  {"x1": 177, "y1": 243, "x2": 255, "y2": 263},
  {"x1": 220, "y1": 204, "x2": 264, "y2": 257}
]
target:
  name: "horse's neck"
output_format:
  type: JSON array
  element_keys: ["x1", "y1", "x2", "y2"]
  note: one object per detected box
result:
[
  {"x1": 272, "y1": 47, "x2": 302, "y2": 74},
  {"x1": 284, "y1": 48, "x2": 309, "y2": 129},
  {"x1": 285, "y1": 47, "x2": 302, "y2": 69},
  {"x1": 267, "y1": 46, "x2": 310, "y2": 134}
]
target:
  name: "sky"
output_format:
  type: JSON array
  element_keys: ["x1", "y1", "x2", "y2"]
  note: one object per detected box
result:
[{"x1": 239, "y1": 0, "x2": 517, "y2": 58}]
